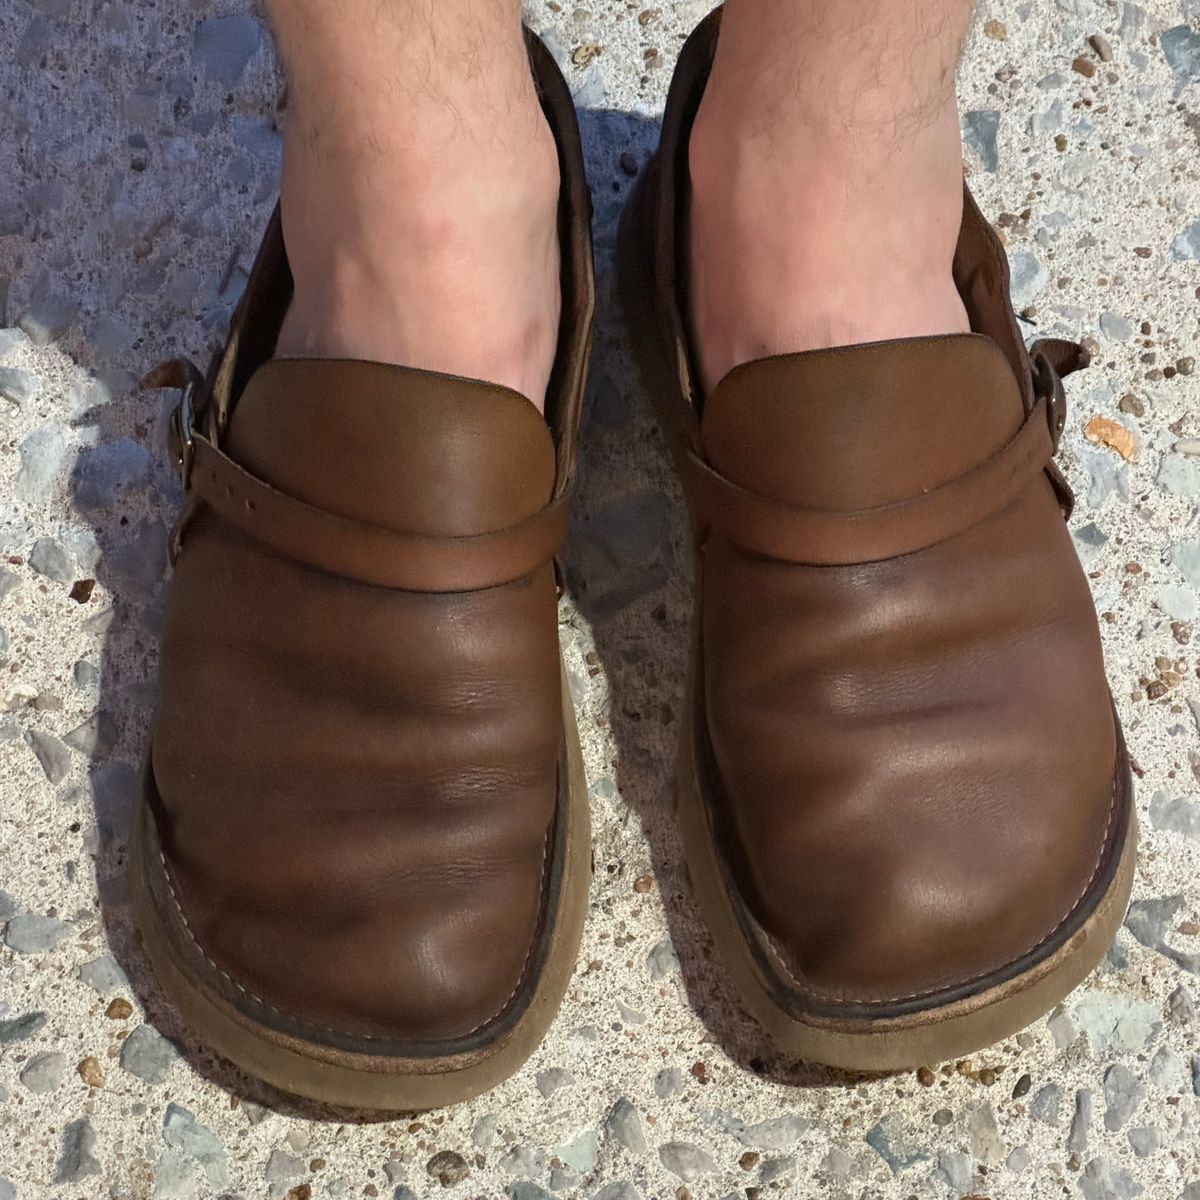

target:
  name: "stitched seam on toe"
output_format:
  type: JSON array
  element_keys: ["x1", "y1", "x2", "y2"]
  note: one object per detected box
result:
[
  {"x1": 460, "y1": 826, "x2": 552, "y2": 1038},
  {"x1": 157, "y1": 824, "x2": 552, "y2": 1045},
  {"x1": 756, "y1": 761, "x2": 1122, "y2": 1007}
]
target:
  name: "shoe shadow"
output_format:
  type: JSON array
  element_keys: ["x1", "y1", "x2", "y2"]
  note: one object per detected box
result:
[{"x1": 568, "y1": 109, "x2": 871, "y2": 1093}]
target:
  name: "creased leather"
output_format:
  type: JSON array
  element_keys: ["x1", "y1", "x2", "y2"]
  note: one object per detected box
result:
[
  {"x1": 654, "y1": 8, "x2": 1124, "y2": 1006},
  {"x1": 146, "y1": 32, "x2": 593, "y2": 1045}
]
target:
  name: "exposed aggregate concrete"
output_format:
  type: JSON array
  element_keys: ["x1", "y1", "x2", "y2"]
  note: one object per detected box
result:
[{"x1": 1, "y1": 0, "x2": 1198, "y2": 1197}]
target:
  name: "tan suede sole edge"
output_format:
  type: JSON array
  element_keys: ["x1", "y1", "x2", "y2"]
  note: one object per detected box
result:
[
  {"x1": 617, "y1": 160, "x2": 1138, "y2": 1071},
  {"x1": 130, "y1": 666, "x2": 591, "y2": 1112}
]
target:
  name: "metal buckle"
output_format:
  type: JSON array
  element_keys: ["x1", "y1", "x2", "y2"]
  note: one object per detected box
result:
[
  {"x1": 142, "y1": 357, "x2": 205, "y2": 488},
  {"x1": 1030, "y1": 349, "x2": 1068, "y2": 453},
  {"x1": 169, "y1": 379, "x2": 197, "y2": 488},
  {"x1": 140, "y1": 358, "x2": 205, "y2": 564}
]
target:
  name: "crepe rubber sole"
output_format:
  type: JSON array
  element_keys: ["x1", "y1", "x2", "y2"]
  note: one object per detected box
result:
[
  {"x1": 617, "y1": 158, "x2": 1138, "y2": 1071},
  {"x1": 130, "y1": 673, "x2": 591, "y2": 1112}
]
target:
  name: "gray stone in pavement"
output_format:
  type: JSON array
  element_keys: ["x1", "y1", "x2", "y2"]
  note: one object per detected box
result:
[
  {"x1": 161, "y1": 1104, "x2": 230, "y2": 1189},
  {"x1": 120, "y1": 1024, "x2": 179, "y2": 1085},
  {"x1": 24, "y1": 730, "x2": 71, "y2": 784},
  {"x1": 4, "y1": 911, "x2": 70, "y2": 953},
  {"x1": 1161, "y1": 25, "x2": 1200, "y2": 84},
  {"x1": 193, "y1": 15, "x2": 263, "y2": 86},
  {"x1": 606, "y1": 1099, "x2": 647, "y2": 1155},
  {"x1": 657, "y1": 1143, "x2": 713, "y2": 1184},
  {"x1": 19, "y1": 1050, "x2": 66, "y2": 1093},
  {"x1": 0, "y1": 1012, "x2": 47, "y2": 1043},
  {"x1": 1068, "y1": 1090, "x2": 1093, "y2": 1154},
  {"x1": 54, "y1": 1119, "x2": 101, "y2": 1185},
  {"x1": 28, "y1": 537, "x2": 73, "y2": 583},
  {"x1": 1102, "y1": 1064, "x2": 1143, "y2": 1130},
  {"x1": 865, "y1": 1116, "x2": 929, "y2": 1173},
  {"x1": 963, "y1": 109, "x2": 1000, "y2": 171}
]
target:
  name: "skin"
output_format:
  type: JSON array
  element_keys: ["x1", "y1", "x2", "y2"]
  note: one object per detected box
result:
[
  {"x1": 265, "y1": 0, "x2": 561, "y2": 408},
  {"x1": 265, "y1": 0, "x2": 977, "y2": 406},
  {"x1": 689, "y1": 0, "x2": 977, "y2": 394}
]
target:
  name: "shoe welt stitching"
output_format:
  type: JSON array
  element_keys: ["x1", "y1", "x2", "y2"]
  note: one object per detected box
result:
[
  {"x1": 756, "y1": 761, "x2": 1121, "y2": 1007},
  {"x1": 156, "y1": 826, "x2": 551, "y2": 1047}
]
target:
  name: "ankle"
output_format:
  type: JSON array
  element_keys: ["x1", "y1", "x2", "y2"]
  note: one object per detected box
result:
[
  {"x1": 274, "y1": 93, "x2": 562, "y2": 405},
  {"x1": 687, "y1": 96, "x2": 969, "y2": 392}
]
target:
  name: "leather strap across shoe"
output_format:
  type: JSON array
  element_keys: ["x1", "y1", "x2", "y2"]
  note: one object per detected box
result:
[
  {"x1": 618, "y1": 7, "x2": 1135, "y2": 1070},
  {"x1": 144, "y1": 363, "x2": 575, "y2": 593},
  {"x1": 131, "y1": 31, "x2": 594, "y2": 1112}
]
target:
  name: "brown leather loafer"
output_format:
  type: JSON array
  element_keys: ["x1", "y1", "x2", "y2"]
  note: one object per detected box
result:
[
  {"x1": 132, "y1": 32, "x2": 594, "y2": 1110},
  {"x1": 618, "y1": 8, "x2": 1136, "y2": 1070}
]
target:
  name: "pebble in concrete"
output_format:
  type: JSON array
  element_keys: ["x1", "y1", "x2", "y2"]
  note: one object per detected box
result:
[
  {"x1": 556, "y1": 1129, "x2": 600, "y2": 1175},
  {"x1": 55, "y1": 1118, "x2": 101, "y2": 1184},
  {"x1": 935, "y1": 1150, "x2": 974, "y2": 1195},
  {"x1": 426, "y1": 1151, "x2": 469, "y2": 1188},
  {"x1": 265, "y1": 1148, "x2": 304, "y2": 1184},
  {"x1": 18, "y1": 288, "x2": 76, "y2": 346},
  {"x1": 161, "y1": 1104, "x2": 230, "y2": 1190},
  {"x1": 1007, "y1": 1146, "x2": 1032, "y2": 1174},
  {"x1": 120, "y1": 1024, "x2": 178, "y2": 1085},
  {"x1": 606, "y1": 1098, "x2": 647, "y2": 1155},
  {"x1": 1009, "y1": 248, "x2": 1049, "y2": 308},
  {"x1": 1167, "y1": 984, "x2": 1196, "y2": 1024},
  {"x1": 193, "y1": 15, "x2": 263, "y2": 86},
  {"x1": 16, "y1": 426, "x2": 68, "y2": 502},
  {"x1": 731, "y1": 1113, "x2": 809, "y2": 1151},
  {"x1": 1127, "y1": 1126, "x2": 1161, "y2": 1158},
  {"x1": 0, "y1": 366, "x2": 40, "y2": 405},
  {"x1": 1079, "y1": 1157, "x2": 1144, "y2": 1200},
  {"x1": 967, "y1": 1104, "x2": 1004, "y2": 1165},
  {"x1": 152, "y1": 1147, "x2": 197, "y2": 1200},
  {"x1": 1158, "y1": 455, "x2": 1200, "y2": 495},
  {"x1": 24, "y1": 730, "x2": 71, "y2": 784},
  {"x1": 865, "y1": 1116, "x2": 929, "y2": 1173},
  {"x1": 657, "y1": 1143, "x2": 713, "y2": 1184},
  {"x1": 1068, "y1": 1090, "x2": 1093, "y2": 1154},
  {"x1": 1102, "y1": 1063, "x2": 1143, "y2": 1130},
  {"x1": 654, "y1": 1067, "x2": 684, "y2": 1098},
  {"x1": 591, "y1": 1185, "x2": 641, "y2": 1200},
  {"x1": 963, "y1": 109, "x2": 1000, "y2": 171},
  {"x1": 1073, "y1": 992, "x2": 1161, "y2": 1053},
  {"x1": 645, "y1": 937, "x2": 680, "y2": 980},
  {"x1": 19, "y1": 1049, "x2": 66, "y2": 1093},
  {"x1": 28, "y1": 537, "x2": 74, "y2": 583},
  {"x1": 472, "y1": 1114, "x2": 499, "y2": 1150},
  {"x1": 1172, "y1": 220, "x2": 1200, "y2": 261},
  {"x1": 1160, "y1": 24, "x2": 1200, "y2": 84},
  {"x1": 536, "y1": 1067, "x2": 574, "y2": 1099},
  {"x1": 4, "y1": 911, "x2": 70, "y2": 953},
  {"x1": 1031, "y1": 1083, "x2": 1063, "y2": 1124},
  {"x1": 0, "y1": 1012, "x2": 47, "y2": 1043},
  {"x1": 78, "y1": 953, "x2": 128, "y2": 993},
  {"x1": 499, "y1": 1145, "x2": 547, "y2": 1177}
]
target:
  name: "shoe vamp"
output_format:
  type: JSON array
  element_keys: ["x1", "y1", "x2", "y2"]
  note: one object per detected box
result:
[
  {"x1": 150, "y1": 510, "x2": 562, "y2": 1040},
  {"x1": 700, "y1": 481, "x2": 1118, "y2": 1002}
]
